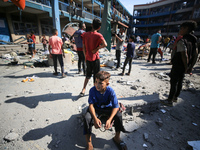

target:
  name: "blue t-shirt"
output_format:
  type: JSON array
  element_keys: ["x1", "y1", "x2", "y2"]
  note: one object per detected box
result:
[
  {"x1": 27, "y1": 39, "x2": 33, "y2": 48},
  {"x1": 126, "y1": 42, "x2": 135, "y2": 58},
  {"x1": 150, "y1": 33, "x2": 161, "y2": 48},
  {"x1": 88, "y1": 86, "x2": 119, "y2": 109},
  {"x1": 73, "y1": 29, "x2": 85, "y2": 48}
]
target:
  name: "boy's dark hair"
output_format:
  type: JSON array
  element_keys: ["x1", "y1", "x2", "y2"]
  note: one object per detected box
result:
[
  {"x1": 95, "y1": 71, "x2": 111, "y2": 82},
  {"x1": 180, "y1": 20, "x2": 197, "y2": 33},
  {"x1": 92, "y1": 18, "x2": 101, "y2": 30},
  {"x1": 130, "y1": 35, "x2": 135, "y2": 41},
  {"x1": 52, "y1": 29, "x2": 58, "y2": 35},
  {"x1": 79, "y1": 22, "x2": 84, "y2": 29}
]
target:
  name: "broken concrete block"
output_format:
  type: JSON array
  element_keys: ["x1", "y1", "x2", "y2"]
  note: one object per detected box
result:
[
  {"x1": 131, "y1": 85, "x2": 138, "y2": 90},
  {"x1": 187, "y1": 140, "x2": 200, "y2": 150},
  {"x1": 4, "y1": 132, "x2": 19, "y2": 142},
  {"x1": 143, "y1": 133, "x2": 149, "y2": 141}
]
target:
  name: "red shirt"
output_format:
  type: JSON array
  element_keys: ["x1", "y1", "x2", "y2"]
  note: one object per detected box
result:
[
  {"x1": 31, "y1": 34, "x2": 36, "y2": 43},
  {"x1": 82, "y1": 31, "x2": 104, "y2": 61},
  {"x1": 49, "y1": 35, "x2": 63, "y2": 54}
]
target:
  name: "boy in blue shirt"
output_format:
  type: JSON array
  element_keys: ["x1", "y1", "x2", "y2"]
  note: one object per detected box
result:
[
  {"x1": 119, "y1": 35, "x2": 135, "y2": 76},
  {"x1": 84, "y1": 71, "x2": 127, "y2": 150},
  {"x1": 26, "y1": 34, "x2": 34, "y2": 58}
]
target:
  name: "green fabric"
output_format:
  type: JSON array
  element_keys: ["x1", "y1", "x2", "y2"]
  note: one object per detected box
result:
[{"x1": 99, "y1": 0, "x2": 111, "y2": 51}]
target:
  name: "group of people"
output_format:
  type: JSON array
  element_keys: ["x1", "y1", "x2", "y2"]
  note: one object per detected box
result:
[
  {"x1": 144, "y1": 21, "x2": 198, "y2": 107},
  {"x1": 37, "y1": 18, "x2": 199, "y2": 150}
]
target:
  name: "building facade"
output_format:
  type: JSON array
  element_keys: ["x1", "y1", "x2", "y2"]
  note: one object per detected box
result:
[
  {"x1": 0, "y1": 0, "x2": 131, "y2": 43},
  {"x1": 132, "y1": 0, "x2": 200, "y2": 39}
]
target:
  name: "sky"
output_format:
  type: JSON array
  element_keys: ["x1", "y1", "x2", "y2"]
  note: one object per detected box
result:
[{"x1": 120, "y1": 0, "x2": 152, "y2": 15}]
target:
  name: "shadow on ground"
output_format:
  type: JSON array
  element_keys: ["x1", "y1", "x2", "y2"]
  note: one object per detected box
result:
[
  {"x1": 5, "y1": 93, "x2": 81, "y2": 108},
  {"x1": 22, "y1": 114, "x2": 115, "y2": 150}
]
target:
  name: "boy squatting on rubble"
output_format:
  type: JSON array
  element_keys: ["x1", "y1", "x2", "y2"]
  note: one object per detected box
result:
[{"x1": 83, "y1": 71, "x2": 128, "y2": 150}]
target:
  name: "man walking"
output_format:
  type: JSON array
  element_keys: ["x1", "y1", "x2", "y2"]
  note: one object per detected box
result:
[{"x1": 147, "y1": 29, "x2": 162, "y2": 64}]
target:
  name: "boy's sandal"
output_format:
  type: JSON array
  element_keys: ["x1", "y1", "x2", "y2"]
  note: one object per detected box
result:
[
  {"x1": 79, "y1": 92, "x2": 85, "y2": 97},
  {"x1": 125, "y1": 73, "x2": 130, "y2": 76},
  {"x1": 113, "y1": 138, "x2": 127, "y2": 150},
  {"x1": 22, "y1": 78, "x2": 29, "y2": 82}
]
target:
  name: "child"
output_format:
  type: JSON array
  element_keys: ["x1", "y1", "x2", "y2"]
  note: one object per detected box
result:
[
  {"x1": 30, "y1": 31, "x2": 37, "y2": 54},
  {"x1": 84, "y1": 71, "x2": 127, "y2": 150},
  {"x1": 41, "y1": 34, "x2": 48, "y2": 51},
  {"x1": 80, "y1": 18, "x2": 107, "y2": 96},
  {"x1": 48, "y1": 29, "x2": 66, "y2": 78},
  {"x1": 26, "y1": 34, "x2": 34, "y2": 58},
  {"x1": 119, "y1": 35, "x2": 135, "y2": 76},
  {"x1": 161, "y1": 21, "x2": 198, "y2": 106}
]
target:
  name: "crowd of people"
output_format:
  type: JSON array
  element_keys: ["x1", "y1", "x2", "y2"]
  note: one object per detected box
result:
[{"x1": 23, "y1": 19, "x2": 199, "y2": 150}]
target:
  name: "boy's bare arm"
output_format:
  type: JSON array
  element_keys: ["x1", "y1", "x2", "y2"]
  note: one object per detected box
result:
[
  {"x1": 92, "y1": 39, "x2": 107, "y2": 54},
  {"x1": 89, "y1": 104, "x2": 101, "y2": 128},
  {"x1": 48, "y1": 45, "x2": 51, "y2": 54},
  {"x1": 115, "y1": 34, "x2": 123, "y2": 42}
]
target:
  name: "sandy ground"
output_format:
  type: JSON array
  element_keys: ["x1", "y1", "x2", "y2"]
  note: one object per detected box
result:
[{"x1": 0, "y1": 45, "x2": 200, "y2": 150}]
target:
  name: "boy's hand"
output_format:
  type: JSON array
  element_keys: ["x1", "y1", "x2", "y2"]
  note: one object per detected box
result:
[
  {"x1": 105, "y1": 119, "x2": 111, "y2": 130},
  {"x1": 94, "y1": 118, "x2": 102, "y2": 129}
]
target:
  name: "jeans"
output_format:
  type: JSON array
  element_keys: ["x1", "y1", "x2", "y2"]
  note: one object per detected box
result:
[
  {"x1": 122, "y1": 57, "x2": 133, "y2": 74},
  {"x1": 52, "y1": 54, "x2": 64, "y2": 73},
  {"x1": 83, "y1": 107, "x2": 125, "y2": 135},
  {"x1": 148, "y1": 48, "x2": 157, "y2": 63},
  {"x1": 168, "y1": 66, "x2": 185, "y2": 101},
  {"x1": 116, "y1": 50, "x2": 121, "y2": 68},
  {"x1": 77, "y1": 51, "x2": 86, "y2": 74}
]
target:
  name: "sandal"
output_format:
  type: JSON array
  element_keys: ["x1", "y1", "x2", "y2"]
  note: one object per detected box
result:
[
  {"x1": 79, "y1": 92, "x2": 85, "y2": 97},
  {"x1": 113, "y1": 138, "x2": 127, "y2": 150}
]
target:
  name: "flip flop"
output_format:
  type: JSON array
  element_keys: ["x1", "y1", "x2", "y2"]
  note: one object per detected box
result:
[
  {"x1": 79, "y1": 92, "x2": 85, "y2": 97},
  {"x1": 113, "y1": 138, "x2": 127, "y2": 150}
]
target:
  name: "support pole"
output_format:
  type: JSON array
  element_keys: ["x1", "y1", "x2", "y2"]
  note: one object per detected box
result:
[{"x1": 51, "y1": 0, "x2": 61, "y2": 37}]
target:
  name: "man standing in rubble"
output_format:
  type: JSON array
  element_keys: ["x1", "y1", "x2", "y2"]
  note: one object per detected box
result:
[
  {"x1": 147, "y1": 29, "x2": 162, "y2": 64},
  {"x1": 73, "y1": 22, "x2": 86, "y2": 75},
  {"x1": 115, "y1": 27, "x2": 126, "y2": 69},
  {"x1": 161, "y1": 21, "x2": 198, "y2": 107}
]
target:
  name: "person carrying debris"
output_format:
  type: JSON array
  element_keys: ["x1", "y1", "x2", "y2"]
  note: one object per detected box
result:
[
  {"x1": 84, "y1": 71, "x2": 128, "y2": 150},
  {"x1": 48, "y1": 29, "x2": 66, "y2": 78},
  {"x1": 72, "y1": 22, "x2": 86, "y2": 75},
  {"x1": 161, "y1": 21, "x2": 198, "y2": 107},
  {"x1": 115, "y1": 27, "x2": 126, "y2": 69},
  {"x1": 147, "y1": 29, "x2": 162, "y2": 64},
  {"x1": 119, "y1": 35, "x2": 135, "y2": 76},
  {"x1": 79, "y1": 18, "x2": 107, "y2": 96}
]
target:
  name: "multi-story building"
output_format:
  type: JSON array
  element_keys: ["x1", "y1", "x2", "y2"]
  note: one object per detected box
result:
[
  {"x1": 132, "y1": 0, "x2": 200, "y2": 40},
  {"x1": 0, "y1": 0, "x2": 131, "y2": 43}
]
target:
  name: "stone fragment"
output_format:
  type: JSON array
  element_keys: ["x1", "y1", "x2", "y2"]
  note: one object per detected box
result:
[
  {"x1": 131, "y1": 85, "x2": 138, "y2": 90},
  {"x1": 4, "y1": 132, "x2": 19, "y2": 142},
  {"x1": 155, "y1": 118, "x2": 163, "y2": 127},
  {"x1": 30, "y1": 118, "x2": 35, "y2": 121},
  {"x1": 143, "y1": 143, "x2": 148, "y2": 148},
  {"x1": 143, "y1": 133, "x2": 149, "y2": 141}
]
